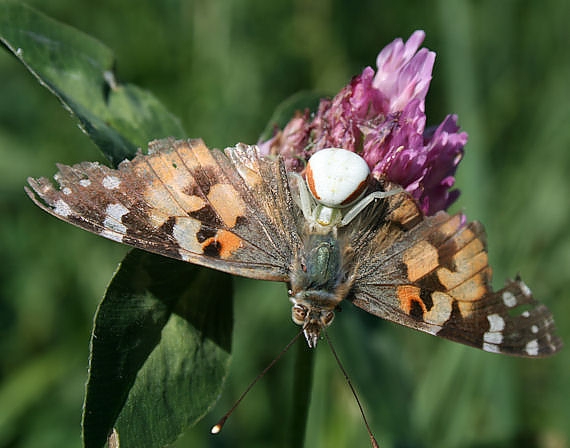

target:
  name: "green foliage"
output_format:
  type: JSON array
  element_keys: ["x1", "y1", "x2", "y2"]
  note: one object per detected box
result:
[
  {"x1": 1, "y1": 1, "x2": 569, "y2": 448},
  {"x1": 85, "y1": 251, "x2": 232, "y2": 448},
  {"x1": 0, "y1": 1, "x2": 185, "y2": 166}
]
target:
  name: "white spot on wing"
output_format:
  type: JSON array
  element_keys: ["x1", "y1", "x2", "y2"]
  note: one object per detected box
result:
[
  {"x1": 519, "y1": 281, "x2": 532, "y2": 297},
  {"x1": 172, "y1": 217, "x2": 202, "y2": 259},
  {"x1": 79, "y1": 179, "x2": 91, "y2": 187},
  {"x1": 483, "y1": 332, "x2": 503, "y2": 344},
  {"x1": 102, "y1": 203, "x2": 129, "y2": 235},
  {"x1": 424, "y1": 292, "x2": 453, "y2": 325},
  {"x1": 487, "y1": 314, "x2": 505, "y2": 332},
  {"x1": 502, "y1": 291, "x2": 517, "y2": 308},
  {"x1": 102, "y1": 175, "x2": 121, "y2": 190},
  {"x1": 531, "y1": 325, "x2": 539, "y2": 334},
  {"x1": 54, "y1": 199, "x2": 73, "y2": 217},
  {"x1": 483, "y1": 343, "x2": 500, "y2": 353},
  {"x1": 62, "y1": 187, "x2": 72, "y2": 195},
  {"x1": 525, "y1": 339, "x2": 539, "y2": 356},
  {"x1": 105, "y1": 203, "x2": 129, "y2": 220},
  {"x1": 521, "y1": 311, "x2": 530, "y2": 318},
  {"x1": 483, "y1": 314, "x2": 505, "y2": 348},
  {"x1": 100, "y1": 229, "x2": 124, "y2": 243}
]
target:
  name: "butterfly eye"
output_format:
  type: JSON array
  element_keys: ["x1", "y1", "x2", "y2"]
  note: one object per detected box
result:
[
  {"x1": 320, "y1": 310, "x2": 335, "y2": 327},
  {"x1": 305, "y1": 148, "x2": 370, "y2": 208},
  {"x1": 291, "y1": 304, "x2": 307, "y2": 325}
]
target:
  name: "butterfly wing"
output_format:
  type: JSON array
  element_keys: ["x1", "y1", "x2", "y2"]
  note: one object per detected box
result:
[
  {"x1": 349, "y1": 192, "x2": 562, "y2": 357},
  {"x1": 26, "y1": 138, "x2": 301, "y2": 281}
]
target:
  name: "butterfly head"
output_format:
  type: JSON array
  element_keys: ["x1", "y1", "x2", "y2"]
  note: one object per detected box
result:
[{"x1": 290, "y1": 301, "x2": 335, "y2": 348}]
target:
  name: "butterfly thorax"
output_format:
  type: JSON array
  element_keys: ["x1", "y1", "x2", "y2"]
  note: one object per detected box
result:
[{"x1": 289, "y1": 233, "x2": 355, "y2": 348}]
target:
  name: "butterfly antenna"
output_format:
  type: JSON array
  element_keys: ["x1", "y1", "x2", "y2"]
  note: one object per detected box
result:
[
  {"x1": 323, "y1": 330, "x2": 380, "y2": 448},
  {"x1": 211, "y1": 329, "x2": 304, "y2": 435}
]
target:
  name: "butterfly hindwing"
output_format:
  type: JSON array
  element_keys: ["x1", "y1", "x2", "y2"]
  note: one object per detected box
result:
[
  {"x1": 26, "y1": 138, "x2": 300, "y2": 281},
  {"x1": 350, "y1": 192, "x2": 562, "y2": 357}
]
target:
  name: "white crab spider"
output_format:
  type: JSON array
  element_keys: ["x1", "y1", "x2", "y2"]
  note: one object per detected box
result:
[{"x1": 290, "y1": 147, "x2": 402, "y2": 230}]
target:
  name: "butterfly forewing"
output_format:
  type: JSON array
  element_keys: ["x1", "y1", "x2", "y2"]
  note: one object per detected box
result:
[
  {"x1": 350, "y1": 193, "x2": 562, "y2": 357},
  {"x1": 26, "y1": 138, "x2": 299, "y2": 281}
]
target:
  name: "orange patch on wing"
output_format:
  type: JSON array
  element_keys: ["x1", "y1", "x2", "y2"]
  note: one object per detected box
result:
[
  {"x1": 217, "y1": 230, "x2": 243, "y2": 258},
  {"x1": 147, "y1": 209, "x2": 174, "y2": 228},
  {"x1": 387, "y1": 195, "x2": 421, "y2": 229},
  {"x1": 449, "y1": 269, "x2": 491, "y2": 303},
  {"x1": 455, "y1": 237, "x2": 485, "y2": 261},
  {"x1": 144, "y1": 149, "x2": 185, "y2": 188},
  {"x1": 397, "y1": 285, "x2": 425, "y2": 315},
  {"x1": 457, "y1": 301, "x2": 475, "y2": 318},
  {"x1": 183, "y1": 194, "x2": 207, "y2": 213},
  {"x1": 437, "y1": 240, "x2": 489, "y2": 290},
  {"x1": 437, "y1": 214, "x2": 463, "y2": 239},
  {"x1": 207, "y1": 183, "x2": 246, "y2": 228},
  {"x1": 202, "y1": 229, "x2": 243, "y2": 259},
  {"x1": 136, "y1": 144, "x2": 212, "y2": 223},
  {"x1": 449, "y1": 226, "x2": 476, "y2": 250},
  {"x1": 403, "y1": 240, "x2": 439, "y2": 282},
  {"x1": 143, "y1": 184, "x2": 187, "y2": 227},
  {"x1": 175, "y1": 140, "x2": 218, "y2": 171}
]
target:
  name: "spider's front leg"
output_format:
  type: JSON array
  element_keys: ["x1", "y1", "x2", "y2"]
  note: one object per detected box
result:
[
  {"x1": 288, "y1": 171, "x2": 316, "y2": 223},
  {"x1": 340, "y1": 188, "x2": 403, "y2": 227}
]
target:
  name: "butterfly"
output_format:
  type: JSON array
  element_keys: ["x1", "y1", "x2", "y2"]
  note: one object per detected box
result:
[{"x1": 26, "y1": 138, "x2": 562, "y2": 356}]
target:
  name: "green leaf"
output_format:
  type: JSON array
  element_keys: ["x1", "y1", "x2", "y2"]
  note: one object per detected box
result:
[
  {"x1": 1, "y1": 5, "x2": 233, "y2": 447},
  {"x1": 259, "y1": 90, "x2": 324, "y2": 142},
  {"x1": 83, "y1": 250, "x2": 233, "y2": 448},
  {"x1": 0, "y1": 1, "x2": 186, "y2": 166}
]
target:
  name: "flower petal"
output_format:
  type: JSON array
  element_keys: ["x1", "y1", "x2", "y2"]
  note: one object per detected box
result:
[
  {"x1": 258, "y1": 31, "x2": 468, "y2": 215},
  {"x1": 373, "y1": 30, "x2": 435, "y2": 112}
]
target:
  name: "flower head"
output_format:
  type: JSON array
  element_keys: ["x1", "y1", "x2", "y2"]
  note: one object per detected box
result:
[{"x1": 259, "y1": 30, "x2": 467, "y2": 216}]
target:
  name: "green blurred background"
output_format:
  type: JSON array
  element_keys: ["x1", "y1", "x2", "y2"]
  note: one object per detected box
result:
[{"x1": 1, "y1": 1, "x2": 569, "y2": 447}]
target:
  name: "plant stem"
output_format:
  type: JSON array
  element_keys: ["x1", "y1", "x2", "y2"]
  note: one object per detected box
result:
[{"x1": 288, "y1": 339, "x2": 315, "y2": 447}]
